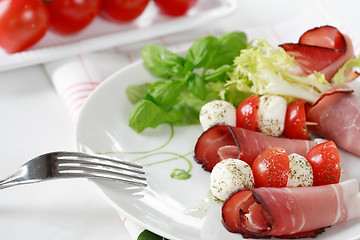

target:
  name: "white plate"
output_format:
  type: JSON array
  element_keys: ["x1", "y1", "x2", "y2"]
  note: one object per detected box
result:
[
  {"x1": 0, "y1": 0, "x2": 236, "y2": 72},
  {"x1": 75, "y1": 56, "x2": 360, "y2": 239}
]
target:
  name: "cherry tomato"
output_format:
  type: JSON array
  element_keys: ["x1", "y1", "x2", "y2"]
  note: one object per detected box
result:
[
  {"x1": 102, "y1": 0, "x2": 149, "y2": 22},
  {"x1": 0, "y1": 0, "x2": 50, "y2": 53},
  {"x1": 45, "y1": 0, "x2": 102, "y2": 35},
  {"x1": 252, "y1": 147, "x2": 289, "y2": 188},
  {"x1": 236, "y1": 94, "x2": 259, "y2": 131},
  {"x1": 305, "y1": 141, "x2": 341, "y2": 186},
  {"x1": 154, "y1": 0, "x2": 198, "y2": 17},
  {"x1": 284, "y1": 99, "x2": 309, "y2": 140}
]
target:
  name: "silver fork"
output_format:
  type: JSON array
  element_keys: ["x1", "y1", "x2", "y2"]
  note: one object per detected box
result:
[{"x1": 0, "y1": 151, "x2": 147, "y2": 190}]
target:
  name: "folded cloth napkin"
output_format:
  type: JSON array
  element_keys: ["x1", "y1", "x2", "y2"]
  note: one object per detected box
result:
[{"x1": 44, "y1": 1, "x2": 357, "y2": 239}]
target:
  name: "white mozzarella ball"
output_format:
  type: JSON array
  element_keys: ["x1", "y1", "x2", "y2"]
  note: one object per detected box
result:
[
  {"x1": 199, "y1": 100, "x2": 236, "y2": 131},
  {"x1": 210, "y1": 158, "x2": 254, "y2": 201},
  {"x1": 287, "y1": 153, "x2": 313, "y2": 187},
  {"x1": 257, "y1": 95, "x2": 287, "y2": 137}
]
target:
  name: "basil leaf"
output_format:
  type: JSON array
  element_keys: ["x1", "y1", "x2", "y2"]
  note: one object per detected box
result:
[
  {"x1": 126, "y1": 83, "x2": 150, "y2": 104},
  {"x1": 187, "y1": 73, "x2": 206, "y2": 100},
  {"x1": 206, "y1": 31, "x2": 247, "y2": 69},
  {"x1": 185, "y1": 36, "x2": 218, "y2": 69},
  {"x1": 137, "y1": 230, "x2": 167, "y2": 240},
  {"x1": 129, "y1": 99, "x2": 186, "y2": 133},
  {"x1": 172, "y1": 104, "x2": 199, "y2": 126},
  {"x1": 146, "y1": 79, "x2": 187, "y2": 111},
  {"x1": 129, "y1": 100, "x2": 175, "y2": 133},
  {"x1": 186, "y1": 32, "x2": 247, "y2": 71},
  {"x1": 204, "y1": 65, "x2": 233, "y2": 82},
  {"x1": 141, "y1": 45, "x2": 187, "y2": 78}
]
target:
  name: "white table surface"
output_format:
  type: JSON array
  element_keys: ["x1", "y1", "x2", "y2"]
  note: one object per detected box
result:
[{"x1": 1, "y1": 1, "x2": 359, "y2": 239}]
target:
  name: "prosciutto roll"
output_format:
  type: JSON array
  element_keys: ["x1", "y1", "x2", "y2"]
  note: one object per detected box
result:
[
  {"x1": 194, "y1": 124, "x2": 317, "y2": 171},
  {"x1": 222, "y1": 179, "x2": 360, "y2": 238},
  {"x1": 280, "y1": 25, "x2": 355, "y2": 82},
  {"x1": 307, "y1": 87, "x2": 360, "y2": 157}
]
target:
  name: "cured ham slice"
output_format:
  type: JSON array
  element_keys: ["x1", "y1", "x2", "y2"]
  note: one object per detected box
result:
[
  {"x1": 318, "y1": 34, "x2": 355, "y2": 80},
  {"x1": 217, "y1": 145, "x2": 240, "y2": 163},
  {"x1": 280, "y1": 25, "x2": 355, "y2": 81},
  {"x1": 299, "y1": 25, "x2": 346, "y2": 49},
  {"x1": 280, "y1": 43, "x2": 344, "y2": 75},
  {"x1": 194, "y1": 124, "x2": 317, "y2": 171},
  {"x1": 222, "y1": 179, "x2": 360, "y2": 238},
  {"x1": 307, "y1": 86, "x2": 360, "y2": 157}
]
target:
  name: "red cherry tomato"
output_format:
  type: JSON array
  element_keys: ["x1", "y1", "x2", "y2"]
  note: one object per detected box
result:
[
  {"x1": 236, "y1": 94, "x2": 259, "y2": 131},
  {"x1": 102, "y1": 0, "x2": 149, "y2": 22},
  {"x1": 45, "y1": 0, "x2": 102, "y2": 35},
  {"x1": 305, "y1": 141, "x2": 341, "y2": 186},
  {"x1": 0, "y1": 0, "x2": 50, "y2": 53},
  {"x1": 154, "y1": 0, "x2": 198, "y2": 17},
  {"x1": 284, "y1": 99, "x2": 309, "y2": 140},
  {"x1": 252, "y1": 147, "x2": 290, "y2": 188}
]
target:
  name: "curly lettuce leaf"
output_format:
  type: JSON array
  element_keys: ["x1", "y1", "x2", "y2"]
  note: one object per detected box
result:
[
  {"x1": 226, "y1": 39, "x2": 331, "y2": 103},
  {"x1": 332, "y1": 54, "x2": 360, "y2": 84}
]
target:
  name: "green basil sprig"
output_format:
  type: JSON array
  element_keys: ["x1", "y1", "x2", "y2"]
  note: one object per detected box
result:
[{"x1": 127, "y1": 31, "x2": 247, "y2": 133}]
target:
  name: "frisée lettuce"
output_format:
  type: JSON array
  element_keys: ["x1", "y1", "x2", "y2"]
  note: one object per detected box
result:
[
  {"x1": 332, "y1": 54, "x2": 360, "y2": 84},
  {"x1": 225, "y1": 39, "x2": 331, "y2": 103}
]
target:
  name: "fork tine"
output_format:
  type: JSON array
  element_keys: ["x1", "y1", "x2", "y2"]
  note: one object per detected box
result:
[
  {"x1": 57, "y1": 158, "x2": 145, "y2": 175},
  {"x1": 57, "y1": 164, "x2": 146, "y2": 181},
  {"x1": 59, "y1": 172, "x2": 147, "y2": 187},
  {"x1": 55, "y1": 152, "x2": 147, "y2": 187},
  {"x1": 55, "y1": 152, "x2": 143, "y2": 169}
]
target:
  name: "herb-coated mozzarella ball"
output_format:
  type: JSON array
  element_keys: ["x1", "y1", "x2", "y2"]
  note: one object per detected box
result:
[
  {"x1": 210, "y1": 158, "x2": 254, "y2": 201},
  {"x1": 287, "y1": 153, "x2": 313, "y2": 187},
  {"x1": 257, "y1": 95, "x2": 287, "y2": 137},
  {"x1": 199, "y1": 100, "x2": 236, "y2": 131}
]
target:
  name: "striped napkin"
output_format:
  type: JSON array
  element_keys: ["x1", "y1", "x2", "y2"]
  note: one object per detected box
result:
[{"x1": 44, "y1": 2, "x2": 357, "y2": 239}]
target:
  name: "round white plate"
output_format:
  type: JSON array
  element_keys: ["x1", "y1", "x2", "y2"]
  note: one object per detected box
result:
[{"x1": 75, "y1": 56, "x2": 360, "y2": 239}]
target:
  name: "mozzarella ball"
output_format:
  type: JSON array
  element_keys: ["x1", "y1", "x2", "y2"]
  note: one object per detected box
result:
[
  {"x1": 287, "y1": 153, "x2": 313, "y2": 187},
  {"x1": 199, "y1": 100, "x2": 236, "y2": 131},
  {"x1": 257, "y1": 95, "x2": 287, "y2": 137},
  {"x1": 210, "y1": 158, "x2": 254, "y2": 201}
]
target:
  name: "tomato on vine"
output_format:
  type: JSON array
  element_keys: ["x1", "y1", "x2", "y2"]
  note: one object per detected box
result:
[
  {"x1": 0, "y1": 0, "x2": 50, "y2": 53},
  {"x1": 154, "y1": 0, "x2": 198, "y2": 17},
  {"x1": 45, "y1": 0, "x2": 102, "y2": 35},
  {"x1": 102, "y1": 0, "x2": 150, "y2": 22}
]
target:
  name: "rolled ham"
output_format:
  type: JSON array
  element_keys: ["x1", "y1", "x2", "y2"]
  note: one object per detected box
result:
[
  {"x1": 222, "y1": 179, "x2": 360, "y2": 238},
  {"x1": 280, "y1": 25, "x2": 355, "y2": 82},
  {"x1": 194, "y1": 124, "x2": 317, "y2": 171},
  {"x1": 307, "y1": 87, "x2": 360, "y2": 157},
  {"x1": 319, "y1": 34, "x2": 355, "y2": 81}
]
